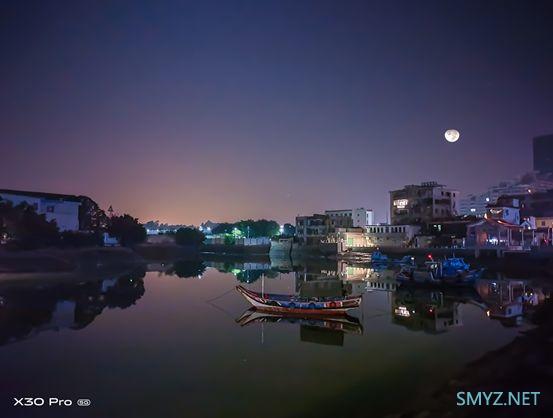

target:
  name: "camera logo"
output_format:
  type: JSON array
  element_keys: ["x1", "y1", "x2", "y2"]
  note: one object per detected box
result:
[{"x1": 77, "y1": 399, "x2": 91, "y2": 407}]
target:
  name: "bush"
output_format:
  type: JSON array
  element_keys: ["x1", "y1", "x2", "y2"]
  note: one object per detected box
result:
[
  {"x1": 107, "y1": 214, "x2": 146, "y2": 247},
  {"x1": 175, "y1": 227, "x2": 205, "y2": 247},
  {"x1": 0, "y1": 200, "x2": 60, "y2": 249}
]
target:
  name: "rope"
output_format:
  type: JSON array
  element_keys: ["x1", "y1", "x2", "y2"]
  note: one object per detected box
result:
[
  {"x1": 205, "y1": 286, "x2": 240, "y2": 320},
  {"x1": 204, "y1": 286, "x2": 236, "y2": 303}
]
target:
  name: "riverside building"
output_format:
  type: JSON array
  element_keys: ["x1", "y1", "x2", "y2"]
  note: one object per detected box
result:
[{"x1": 389, "y1": 182, "x2": 459, "y2": 226}]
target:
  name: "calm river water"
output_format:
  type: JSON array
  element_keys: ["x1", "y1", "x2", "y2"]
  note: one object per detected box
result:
[{"x1": 0, "y1": 257, "x2": 549, "y2": 418}]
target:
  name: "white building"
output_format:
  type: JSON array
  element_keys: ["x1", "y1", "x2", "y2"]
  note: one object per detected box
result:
[
  {"x1": 486, "y1": 198, "x2": 521, "y2": 225},
  {"x1": 325, "y1": 208, "x2": 374, "y2": 229},
  {"x1": 365, "y1": 224, "x2": 421, "y2": 247},
  {"x1": 460, "y1": 173, "x2": 553, "y2": 217},
  {"x1": 0, "y1": 189, "x2": 81, "y2": 231}
]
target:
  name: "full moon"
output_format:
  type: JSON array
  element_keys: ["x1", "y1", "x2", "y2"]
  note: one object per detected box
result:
[{"x1": 444, "y1": 129, "x2": 460, "y2": 143}]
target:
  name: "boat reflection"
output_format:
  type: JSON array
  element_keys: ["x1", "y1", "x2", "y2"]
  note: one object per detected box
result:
[
  {"x1": 474, "y1": 278, "x2": 548, "y2": 327},
  {"x1": 391, "y1": 287, "x2": 470, "y2": 333},
  {"x1": 0, "y1": 268, "x2": 145, "y2": 346},
  {"x1": 236, "y1": 308, "x2": 363, "y2": 346}
]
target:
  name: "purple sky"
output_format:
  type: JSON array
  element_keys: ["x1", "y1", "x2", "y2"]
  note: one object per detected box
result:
[{"x1": 1, "y1": 0, "x2": 552, "y2": 224}]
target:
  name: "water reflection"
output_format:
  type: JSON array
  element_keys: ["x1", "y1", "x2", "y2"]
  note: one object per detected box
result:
[
  {"x1": 391, "y1": 287, "x2": 466, "y2": 333},
  {"x1": 0, "y1": 257, "x2": 550, "y2": 418},
  {"x1": 236, "y1": 309, "x2": 363, "y2": 346},
  {"x1": 0, "y1": 257, "x2": 550, "y2": 350},
  {"x1": 224, "y1": 257, "x2": 551, "y2": 334},
  {"x1": 167, "y1": 259, "x2": 206, "y2": 278},
  {"x1": 0, "y1": 268, "x2": 145, "y2": 346}
]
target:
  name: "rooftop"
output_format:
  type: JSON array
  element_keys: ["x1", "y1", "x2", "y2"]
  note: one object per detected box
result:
[{"x1": 0, "y1": 189, "x2": 82, "y2": 203}]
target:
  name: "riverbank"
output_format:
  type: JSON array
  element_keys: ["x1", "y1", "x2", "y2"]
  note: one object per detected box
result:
[{"x1": 392, "y1": 299, "x2": 553, "y2": 418}]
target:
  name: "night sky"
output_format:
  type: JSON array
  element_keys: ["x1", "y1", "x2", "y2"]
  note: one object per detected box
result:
[{"x1": 1, "y1": 0, "x2": 552, "y2": 224}]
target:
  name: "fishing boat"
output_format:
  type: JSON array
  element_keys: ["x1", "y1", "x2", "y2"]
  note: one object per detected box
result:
[
  {"x1": 442, "y1": 256, "x2": 470, "y2": 276},
  {"x1": 370, "y1": 251, "x2": 389, "y2": 264},
  {"x1": 236, "y1": 285, "x2": 362, "y2": 315},
  {"x1": 393, "y1": 255, "x2": 416, "y2": 266},
  {"x1": 397, "y1": 260, "x2": 483, "y2": 287}
]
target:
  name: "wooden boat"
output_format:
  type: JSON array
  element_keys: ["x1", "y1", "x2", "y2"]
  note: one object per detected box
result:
[{"x1": 236, "y1": 285, "x2": 361, "y2": 315}]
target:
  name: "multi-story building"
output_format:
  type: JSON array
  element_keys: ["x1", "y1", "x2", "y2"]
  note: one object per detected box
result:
[
  {"x1": 389, "y1": 182, "x2": 459, "y2": 225},
  {"x1": 0, "y1": 189, "x2": 81, "y2": 231},
  {"x1": 324, "y1": 208, "x2": 374, "y2": 229},
  {"x1": 486, "y1": 197, "x2": 521, "y2": 225},
  {"x1": 295, "y1": 214, "x2": 330, "y2": 244},
  {"x1": 460, "y1": 173, "x2": 553, "y2": 217},
  {"x1": 533, "y1": 134, "x2": 553, "y2": 174},
  {"x1": 365, "y1": 224, "x2": 420, "y2": 247},
  {"x1": 495, "y1": 189, "x2": 553, "y2": 230}
]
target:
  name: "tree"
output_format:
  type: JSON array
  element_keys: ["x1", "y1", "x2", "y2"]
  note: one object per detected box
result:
[
  {"x1": 78, "y1": 196, "x2": 108, "y2": 232},
  {"x1": 211, "y1": 222, "x2": 234, "y2": 235},
  {"x1": 282, "y1": 223, "x2": 296, "y2": 236},
  {"x1": 211, "y1": 219, "x2": 280, "y2": 238},
  {"x1": 107, "y1": 214, "x2": 146, "y2": 247},
  {"x1": 174, "y1": 227, "x2": 205, "y2": 247},
  {"x1": 0, "y1": 199, "x2": 60, "y2": 249}
]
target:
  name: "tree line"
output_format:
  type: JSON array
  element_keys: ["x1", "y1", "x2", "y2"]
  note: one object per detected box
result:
[{"x1": 0, "y1": 197, "x2": 146, "y2": 250}]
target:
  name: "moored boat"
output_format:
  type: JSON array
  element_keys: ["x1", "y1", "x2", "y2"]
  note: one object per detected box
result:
[
  {"x1": 397, "y1": 261, "x2": 484, "y2": 287},
  {"x1": 236, "y1": 285, "x2": 362, "y2": 315},
  {"x1": 370, "y1": 251, "x2": 389, "y2": 264},
  {"x1": 441, "y1": 256, "x2": 470, "y2": 276},
  {"x1": 393, "y1": 255, "x2": 416, "y2": 266}
]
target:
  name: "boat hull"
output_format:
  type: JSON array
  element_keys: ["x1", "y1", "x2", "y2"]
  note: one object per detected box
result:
[{"x1": 236, "y1": 286, "x2": 361, "y2": 316}]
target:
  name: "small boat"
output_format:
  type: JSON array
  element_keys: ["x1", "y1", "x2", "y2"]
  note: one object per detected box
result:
[
  {"x1": 397, "y1": 261, "x2": 483, "y2": 287},
  {"x1": 370, "y1": 251, "x2": 389, "y2": 264},
  {"x1": 236, "y1": 285, "x2": 362, "y2": 315},
  {"x1": 442, "y1": 257, "x2": 470, "y2": 276},
  {"x1": 393, "y1": 255, "x2": 415, "y2": 266}
]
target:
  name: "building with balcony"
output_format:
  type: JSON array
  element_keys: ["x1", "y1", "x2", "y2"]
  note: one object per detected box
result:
[
  {"x1": 365, "y1": 224, "x2": 420, "y2": 247},
  {"x1": 324, "y1": 208, "x2": 374, "y2": 229},
  {"x1": 389, "y1": 181, "x2": 459, "y2": 225},
  {"x1": 295, "y1": 214, "x2": 331, "y2": 244}
]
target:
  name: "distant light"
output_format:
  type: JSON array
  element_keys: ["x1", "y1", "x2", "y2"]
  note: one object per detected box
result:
[
  {"x1": 528, "y1": 189, "x2": 532, "y2": 193},
  {"x1": 485, "y1": 197, "x2": 490, "y2": 202},
  {"x1": 444, "y1": 129, "x2": 460, "y2": 143},
  {"x1": 470, "y1": 208, "x2": 476, "y2": 213}
]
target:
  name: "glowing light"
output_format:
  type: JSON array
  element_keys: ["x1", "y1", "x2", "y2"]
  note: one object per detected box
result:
[
  {"x1": 394, "y1": 306, "x2": 411, "y2": 317},
  {"x1": 444, "y1": 129, "x2": 460, "y2": 142},
  {"x1": 393, "y1": 199, "x2": 408, "y2": 209}
]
